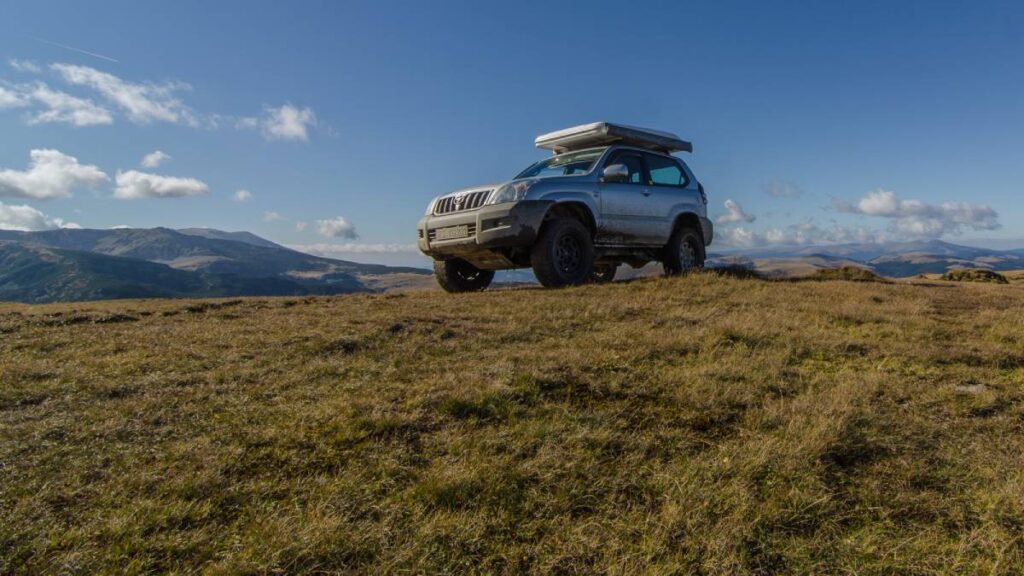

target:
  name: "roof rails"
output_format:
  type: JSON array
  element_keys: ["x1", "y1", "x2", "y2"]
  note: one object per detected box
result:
[{"x1": 535, "y1": 122, "x2": 692, "y2": 154}]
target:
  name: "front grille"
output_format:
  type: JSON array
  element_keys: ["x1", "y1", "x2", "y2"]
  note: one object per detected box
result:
[
  {"x1": 434, "y1": 190, "x2": 491, "y2": 214},
  {"x1": 427, "y1": 223, "x2": 477, "y2": 242}
]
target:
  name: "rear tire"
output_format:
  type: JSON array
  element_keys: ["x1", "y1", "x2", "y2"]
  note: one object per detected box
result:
[
  {"x1": 433, "y1": 259, "x2": 494, "y2": 293},
  {"x1": 531, "y1": 218, "x2": 594, "y2": 288},
  {"x1": 662, "y1": 225, "x2": 705, "y2": 276}
]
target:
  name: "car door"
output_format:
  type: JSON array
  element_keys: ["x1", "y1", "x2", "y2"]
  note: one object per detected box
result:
[
  {"x1": 597, "y1": 150, "x2": 661, "y2": 244},
  {"x1": 642, "y1": 152, "x2": 693, "y2": 243}
]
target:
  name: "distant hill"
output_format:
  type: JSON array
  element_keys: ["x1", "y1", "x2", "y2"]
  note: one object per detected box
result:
[
  {"x1": 0, "y1": 241, "x2": 325, "y2": 303},
  {"x1": 0, "y1": 228, "x2": 431, "y2": 303},
  {"x1": 177, "y1": 228, "x2": 284, "y2": 249},
  {"x1": 720, "y1": 239, "x2": 1004, "y2": 262},
  {"x1": 711, "y1": 240, "x2": 1024, "y2": 278}
]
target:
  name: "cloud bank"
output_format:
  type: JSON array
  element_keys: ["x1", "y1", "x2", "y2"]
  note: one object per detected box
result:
[
  {"x1": 0, "y1": 149, "x2": 108, "y2": 200},
  {"x1": 0, "y1": 201, "x2": 79, "y2": 231},
  {"x1": 834, "y1": 189, "x2": 999, "y2": 237}
]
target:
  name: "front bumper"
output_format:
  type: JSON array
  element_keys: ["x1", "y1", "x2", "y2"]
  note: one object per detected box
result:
[{"x1": 417, "y1": 200, "x2": 552, "y2": 268}]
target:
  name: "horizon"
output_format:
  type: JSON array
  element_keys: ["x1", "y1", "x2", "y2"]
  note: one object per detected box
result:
[
  {"x1": 4, "y1": 224, "x2": 1023, "y2": 272},
  {"x1": 2, "y1": 1, "x2": 1023, "y2": 268}
]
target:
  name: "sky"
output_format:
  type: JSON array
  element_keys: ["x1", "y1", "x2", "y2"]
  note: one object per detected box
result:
[{"x1": 1, "y1": 0, "x2": 1022, "y2": 267}]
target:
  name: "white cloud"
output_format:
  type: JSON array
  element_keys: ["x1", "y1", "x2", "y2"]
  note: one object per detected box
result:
[
  {"x1": 291, "y1": 242, "x2": 418, "y2": 255},
  {"x1": 316, "y1": 216, "x2": 357, "y2": 239},
  {"x1": 0, "y1": 86, "x2": 29, "y2": 109},
  {"x1": 716, "y1": 199, "x2": 756, "y2": 224},
  {"x1": 239, "y1": 104, "x2": 317, "y2": 141},
  {"x1": 113, "y1": 170, "x2": 209, "y2": 199},
  {"x1": 0, "y1": 149, "x2": 108, "y2": 200},
  {"x1": 835, "y1": 189, "x2": 999, "y2": 238},
  {"x1": 4, "y1": 64, "x2": 315, "y2": 140},
  {"x1": 263, "y1": 211, "x2": 283, "y2": 222},
  {"x1": 9, "y1": 59, "x2": 41, "y2": 73},
  {"x1": 295, "y1": 221, "x2": 308, "y2": 231},
  {"x1": 0, "y1": 201, "x2": 79, "y2": 231},
  {"x1": 141, "y1": 150, "x2": 171, "y2": 168},
  {"x1": 233, "y1": 189, "x2": 252, "y2": 202},
  {"x1": 51, "y1": 63, "x2": 198, "y2": 126},
  {"x1": 0, "y1": 81, "x2": 113, "y2": 126},
  {"x1": 764, "y1": 179, "x2": 803, "y2": 198}
]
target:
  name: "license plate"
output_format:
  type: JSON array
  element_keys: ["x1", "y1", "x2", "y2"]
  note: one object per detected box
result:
[{"x1": 434, "y1": 225, "x2": 469, "y2": 241}]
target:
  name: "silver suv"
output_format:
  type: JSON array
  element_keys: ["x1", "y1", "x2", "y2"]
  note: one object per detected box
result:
[{"x1": 417, "y1": 122, "x2": 713, "y2": 292}]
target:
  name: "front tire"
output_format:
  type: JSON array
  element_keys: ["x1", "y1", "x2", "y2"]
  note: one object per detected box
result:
[
  {"x1": 663, "y1": 225, "x2": 705, "y2": 276},
  {"x1": 531, "y1": 218, "x2": 594, "y2": 288},
  {"x1": 433, "y1": 259, "x2": 494, "y2": 293}
]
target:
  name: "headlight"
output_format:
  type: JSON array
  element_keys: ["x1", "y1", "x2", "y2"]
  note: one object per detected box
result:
[
  {"x1": 486, "y1": 181, "x2": 535, "y2": 205},
  {"x1": 424, "y1": 197, "x2": 438, "y2": 215}
]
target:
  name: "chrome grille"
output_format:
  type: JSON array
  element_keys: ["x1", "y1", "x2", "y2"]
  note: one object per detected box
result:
[
  {"x1": 434, "y1": 190, "x2": 491, "y2": 214},
  {"x1": 427, "y1": 223, "x2": 477, "y2": 242}
]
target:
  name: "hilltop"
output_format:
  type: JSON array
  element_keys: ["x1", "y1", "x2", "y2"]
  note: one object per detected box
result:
[{"x1": 2, "y1": 273, "x2": 1023, "y2": 573}]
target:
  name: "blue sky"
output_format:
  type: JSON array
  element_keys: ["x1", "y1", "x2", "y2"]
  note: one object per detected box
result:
[{"x1": 1, "y1": 0, "x2": 1022, "y2": 266}]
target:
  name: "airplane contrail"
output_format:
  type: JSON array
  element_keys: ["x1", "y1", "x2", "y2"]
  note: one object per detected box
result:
[{"x1": 29, "y1": 36, "x2": 120, "y2": 63}]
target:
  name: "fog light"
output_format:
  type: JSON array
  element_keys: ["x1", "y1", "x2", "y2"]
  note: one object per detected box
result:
[{"x1": 483, "y1": 217, "x2": 512, "y2": 231}]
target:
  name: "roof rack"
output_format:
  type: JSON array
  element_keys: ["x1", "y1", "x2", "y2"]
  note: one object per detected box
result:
[{"x1": 535, "y1": 122, "x2": 692, "y2": 154}]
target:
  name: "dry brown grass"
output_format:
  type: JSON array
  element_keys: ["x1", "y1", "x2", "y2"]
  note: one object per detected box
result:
[{"x1": 2, "y1": 273, "x2": 1024, "y2": 574}]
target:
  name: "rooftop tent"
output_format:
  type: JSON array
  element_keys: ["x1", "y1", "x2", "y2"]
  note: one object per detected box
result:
[{"x1": 535, "y1": 122, "x2": 692, "y2": 154}]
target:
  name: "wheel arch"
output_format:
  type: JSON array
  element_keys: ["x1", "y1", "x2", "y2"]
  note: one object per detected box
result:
[
  {"x1": 672, "y1": 211, "x2": 705, "y2": 241},
  {"x1": 543, "y1": 200, "x2": 597, "y2": 237}
]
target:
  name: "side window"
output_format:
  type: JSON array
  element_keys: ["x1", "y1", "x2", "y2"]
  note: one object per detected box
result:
[
  {"x1": 605, "y1": 152, "x2": 645, "y2": 185},
  {"x1": 645, "y1": 153, "x2": 688, "y2": 187}
]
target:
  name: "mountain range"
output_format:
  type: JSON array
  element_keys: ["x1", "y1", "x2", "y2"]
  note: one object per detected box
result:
[
  {"x1": 0, "y1": 227, "x2": 431, "y2": 303},
  {"x1": 708, "y1": 239, "x2": 1024, "y2": 278}
]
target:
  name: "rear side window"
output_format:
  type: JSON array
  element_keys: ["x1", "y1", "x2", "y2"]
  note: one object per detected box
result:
[
  {"x1": 644, "y1": 153, "x2": 689, "y2": 187},
  {"x1": 605, "y1": 152, "x2": 645, "y2": 184}
]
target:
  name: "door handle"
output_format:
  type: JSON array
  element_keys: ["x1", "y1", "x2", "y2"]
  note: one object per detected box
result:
[{"x1": 641, "y1": 189, "x2": 652, "y2": 196}]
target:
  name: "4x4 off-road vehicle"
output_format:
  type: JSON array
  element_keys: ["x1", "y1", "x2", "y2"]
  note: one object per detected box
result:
[{"x1": 417, "y1": 122, "x2": 713, "y2": 292}]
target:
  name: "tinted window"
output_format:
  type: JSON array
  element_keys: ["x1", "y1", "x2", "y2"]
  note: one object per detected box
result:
[
  {"x1": 606, "y1": 152, "x2": 645, "y2": 184},
  {"x1": 645, "y1": 153, "x2": 687, "y2": 187}
]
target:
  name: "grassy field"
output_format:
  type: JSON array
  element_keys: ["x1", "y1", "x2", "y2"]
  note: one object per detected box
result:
[{"x1": 2, "y1": 273, "x2": 1024, "y2": 574}]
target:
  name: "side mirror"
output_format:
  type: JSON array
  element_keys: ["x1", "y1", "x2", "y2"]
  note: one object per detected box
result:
[{"x1": 602, "y1": 164, "x2": 630, "y2": 183}]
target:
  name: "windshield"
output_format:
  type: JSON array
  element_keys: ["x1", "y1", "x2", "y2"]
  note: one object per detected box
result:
[{"x1": 514, "y1": 148, "x2": 605, "y2": 179}]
